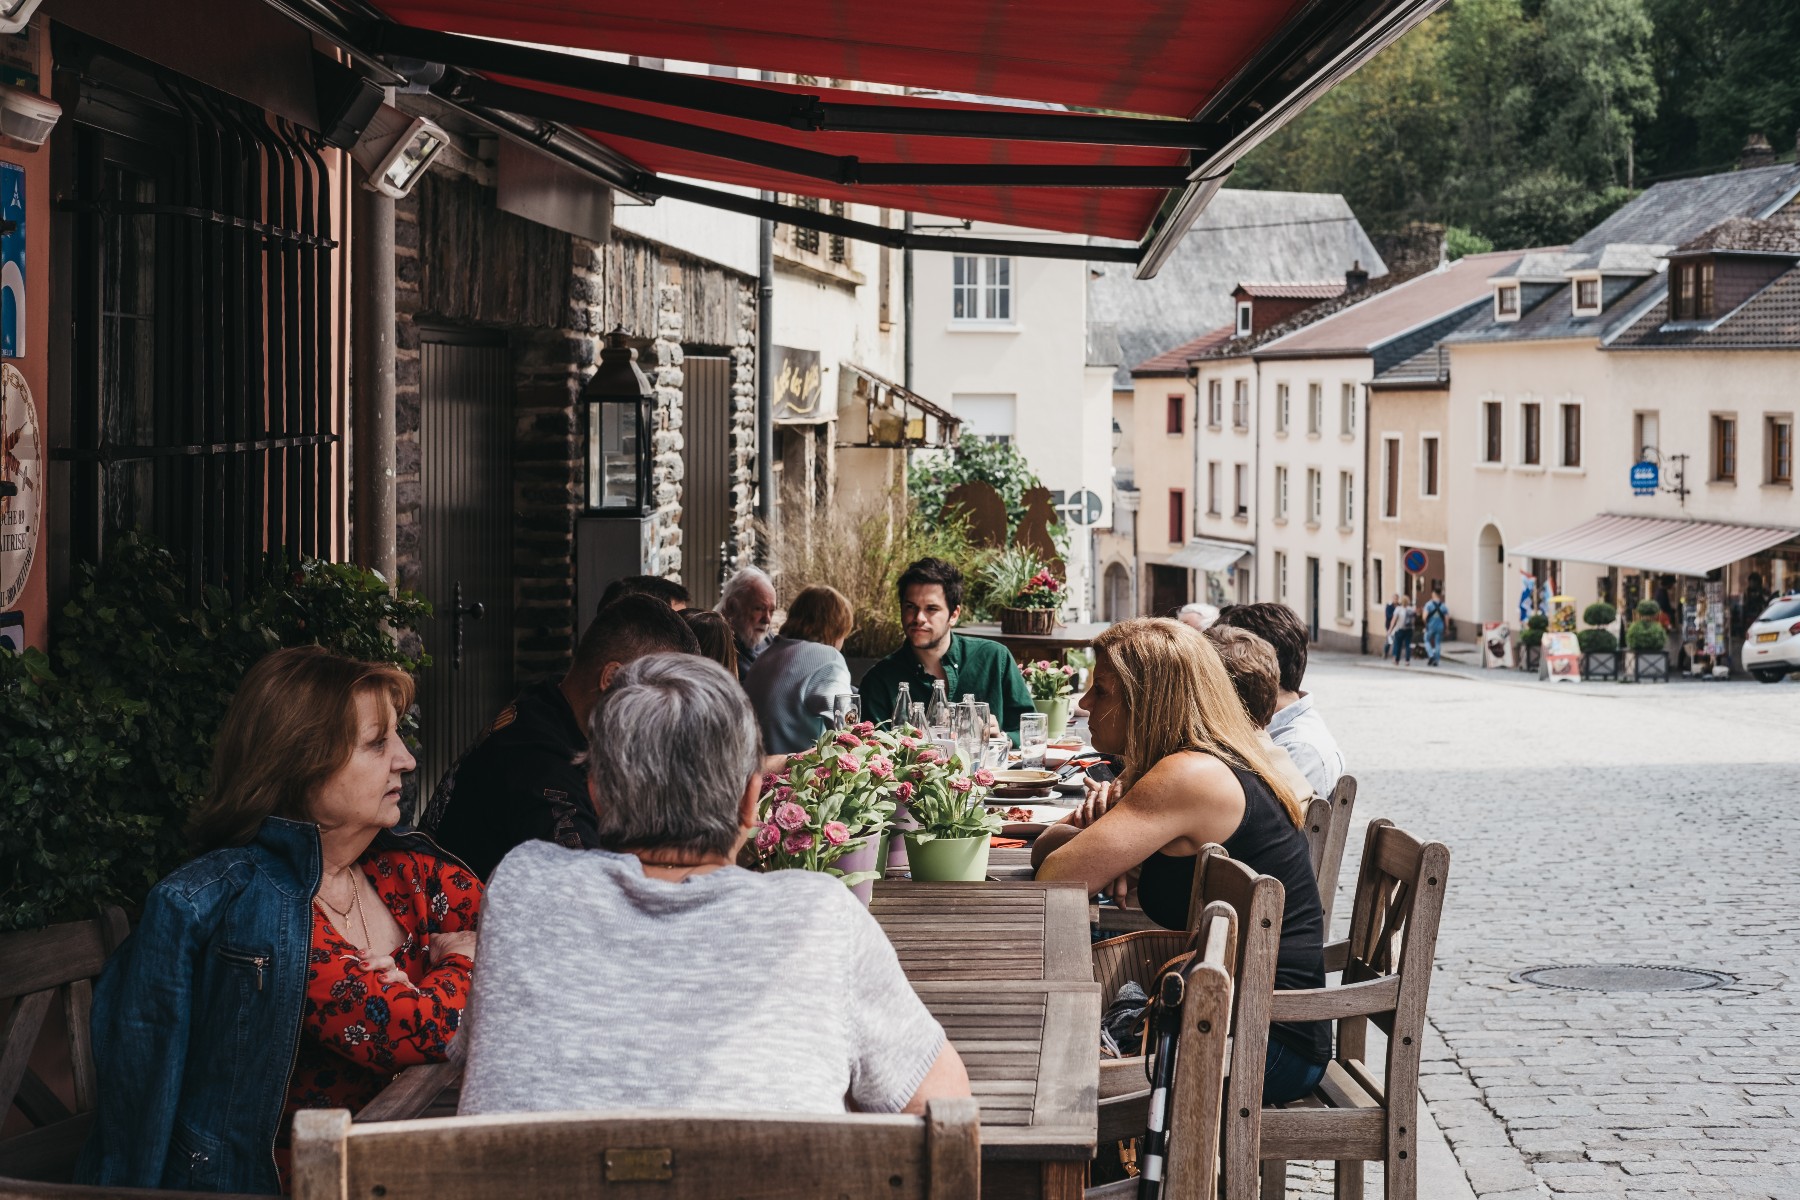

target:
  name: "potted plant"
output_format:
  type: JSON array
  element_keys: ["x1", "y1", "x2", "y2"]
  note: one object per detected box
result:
[
  {"x1": 1626, "y1": 599, "x2": 1670, "y2": 683},
  {"x1": 751, "y1": 722, "x2": 901, "y2": 904},
  {"x1": 984, "y1": 547, "x2": 1062, "y2": 635},
  {"x1": 1578, "y1": 601, "x2": 1620, "y2": 680},
  {"x1": 1518, "y1": 613, "x2": 1549, "y2": 672},
  {"x1": 902, "y1": 762, "x2": 1002, "y2": 882},
  {"x1": 1021, "y1": 659, "x2": 1078, "y2": 738}
]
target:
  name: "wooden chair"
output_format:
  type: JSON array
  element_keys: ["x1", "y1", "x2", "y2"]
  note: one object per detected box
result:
[
  {"x1": 290, "y1": 1099, "x2": 981, "y2": 1200},
  {"x1": 0, "y1": 909, "x2": 129, "y2": 1182},
  {"x1": 0, "y1": 1178, "x2": 261, "y2": 1200},
  {"x1": 1089, "y1": 900, "x2": 1236, "y2": 1200},
  {"x1": 1303, "y1": 775, "x2": 1359, "y2": 929},
  {"x1": 1251, "y1": 820, "x2": 1451, "y2": 1200}
]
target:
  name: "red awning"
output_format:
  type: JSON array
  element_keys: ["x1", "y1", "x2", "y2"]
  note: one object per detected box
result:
[{"x1": 376, "y1": 0, "x2": 1312, "y2": 120}]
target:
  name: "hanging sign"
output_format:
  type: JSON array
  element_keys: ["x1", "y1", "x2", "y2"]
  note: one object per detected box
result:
[
  {"x1": 0, "y1": 362, "x2": 40, "y2": 609},
  {"x1": 772, "y1": 345, "x2": 824, "y2": 423},
  {"x1": 1403, "y1": 548, "x2": 1429, "y2": 575},
  {"x1": 1630, "y1": 460, "x2": 1658, "y2": 496},
  {"x1": 1, "y1": 161, "x2": 22, "y2": 359}
]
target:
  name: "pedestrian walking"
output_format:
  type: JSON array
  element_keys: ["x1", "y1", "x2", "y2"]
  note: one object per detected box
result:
[
  {"x1": 1382, "y1": 594, "x2": 1398, "y2": 660},
  {"x1": 1387, "y1": 599, "x2": 1415, "y2": 665},
  {"x1": 1422, "y1": 590, "x2": 1447, "y2": 666}
]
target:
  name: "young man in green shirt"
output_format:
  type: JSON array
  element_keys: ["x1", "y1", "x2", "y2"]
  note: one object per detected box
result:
[{"x1": 860, "y1": 557, "x2": 1034, "y2": 742}]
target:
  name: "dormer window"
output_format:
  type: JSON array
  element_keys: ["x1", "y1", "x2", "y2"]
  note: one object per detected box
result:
[
  {"x1": 1669, "y1": 259, "x2": 1715, "y2": 321},
  {"x1": 1494, "y1": 283, "x2": 1520, "y2": 321},
  {"x1": 1236, "y1": 301, "x2": 1252, "y2": 336},
  {"x1": 1572, "y1": 276, "x2": 1601, "y2": 315}
]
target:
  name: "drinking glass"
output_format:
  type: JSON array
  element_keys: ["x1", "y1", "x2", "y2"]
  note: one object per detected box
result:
[
  {"x1": 949, "y1": 702, "x2": 977, "y2": 769},
  {"x1": 830, "y1": 693, "x2": 855, "y2": 728},
  {"x1": 1018, "y1": 712, "x2": 1049, "y2": 768},
  {"x1": 985, "y1": 736, "x2": 1011, "y2": 771},
  {"x1": 971, "y1": 701, "x2": 992, "y2": 740}
]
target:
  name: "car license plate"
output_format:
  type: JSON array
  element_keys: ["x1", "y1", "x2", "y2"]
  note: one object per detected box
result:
[{"x1": 1758, "y1": 631, "x2": 1780, "y2": 643}]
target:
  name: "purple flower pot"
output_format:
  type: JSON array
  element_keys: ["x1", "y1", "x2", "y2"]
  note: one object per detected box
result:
[{"x1": 835, "y1": 838, "x2": 882, "y2": 906}]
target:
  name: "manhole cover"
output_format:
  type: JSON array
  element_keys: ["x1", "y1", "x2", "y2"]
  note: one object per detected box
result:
[{"x1": 1512, "y1": 965, "x2": 1732, "y2": 993}]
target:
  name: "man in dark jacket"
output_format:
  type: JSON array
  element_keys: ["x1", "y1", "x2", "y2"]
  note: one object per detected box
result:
[{"x1": 421, "y1": 595, "x2": 699, "y2": 879}]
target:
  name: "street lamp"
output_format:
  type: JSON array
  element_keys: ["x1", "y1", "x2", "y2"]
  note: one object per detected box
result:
[{"x1": 584, "y1": 329, "x2": 655, "y2": 516}]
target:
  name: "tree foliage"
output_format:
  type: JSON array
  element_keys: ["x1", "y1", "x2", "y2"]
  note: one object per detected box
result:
[
  {"x1": 907, "y1": 436, "x2": 1045, "y2": 532},
  {"x1": 1238, "y1": 0, "x2": 1796, "y2": 247}
]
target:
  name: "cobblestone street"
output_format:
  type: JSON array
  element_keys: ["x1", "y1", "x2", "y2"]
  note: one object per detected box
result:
[{"x1": 1300, "y1": 654, "x2": 1800, "y2": 1199}]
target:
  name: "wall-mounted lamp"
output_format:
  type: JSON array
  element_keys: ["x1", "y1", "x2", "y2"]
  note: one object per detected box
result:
[
  {"x1": 0, "y1": 82, "x2": 58, "y2": 151},
  {"x1": 349, "y1": 105, "x2": 448, "y2": 199},
  {"x1": 584, "y1": 329, "x2": 655, "y2": 516},
  {"x1": 0, "y1": 0, "x2": 43, "y2": 34}
]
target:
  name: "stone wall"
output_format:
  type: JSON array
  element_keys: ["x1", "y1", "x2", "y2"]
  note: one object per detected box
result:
[{"x1": 394, "y1": 168, "x2": 755, "y2": 685}]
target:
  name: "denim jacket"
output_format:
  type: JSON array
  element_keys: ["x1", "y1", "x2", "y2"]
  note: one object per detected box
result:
[{"x1": 76, "y1": 817, "x2": 452, "y2": 1194}]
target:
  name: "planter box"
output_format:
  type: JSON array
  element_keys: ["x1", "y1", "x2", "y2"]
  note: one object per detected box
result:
[
  {"x1": 1581, "y1": 651, "x2": 1621, "y2": 681},
  {"x1": 999, "y1": 606, "x2": 1056, "y2": 635},
  {"x1": 1627, "y1": 650, "x2": 1670, "y2": 683},
  {"x1": 1519, "y1": 643, "x2": 1541, "y2": 672}
]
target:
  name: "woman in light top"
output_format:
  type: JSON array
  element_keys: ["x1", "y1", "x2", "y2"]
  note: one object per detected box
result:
[{"x1": 743, "y1": 585, "x2": 855, "y2": 754}]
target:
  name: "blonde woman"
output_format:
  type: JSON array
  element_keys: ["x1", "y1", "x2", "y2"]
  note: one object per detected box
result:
[{"x1": 1033, "y1": 618, "x2": 1328, "y2": 1102}]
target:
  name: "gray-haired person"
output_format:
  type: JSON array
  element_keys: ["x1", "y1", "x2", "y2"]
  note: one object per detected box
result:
[
  {"x1": 717, "y1": 566, "x2": 777, "y2": 681},
  {"x1": 457, "y1": 653, "x2": 971, "y2": 1116}
]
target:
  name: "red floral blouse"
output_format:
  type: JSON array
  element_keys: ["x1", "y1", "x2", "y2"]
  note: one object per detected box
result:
[{"x1": 277, "y1": 850, "x2": 481, "y2": 1176}]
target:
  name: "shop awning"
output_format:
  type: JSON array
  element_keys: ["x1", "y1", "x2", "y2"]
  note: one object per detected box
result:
[
  {"x1": 289, "y1": 0, "x2": 1447, "y2": 276},
  {"x1": 1511, "y1": 515, "x2": 1800, "y2": 578},
  {"x1": 1167, "y1": 537, "x2": 1251, "y2": 573},
  {"x1": 836, "y1": 363, "x2": 960, "y2": 449}
]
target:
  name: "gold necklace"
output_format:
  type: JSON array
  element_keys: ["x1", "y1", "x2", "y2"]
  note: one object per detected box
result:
[{"x1": 314, "y1": 870, "x2": 370, "y2": 948}]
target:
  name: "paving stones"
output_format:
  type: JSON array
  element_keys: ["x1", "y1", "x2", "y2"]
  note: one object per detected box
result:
[{"x1": 1278, "y1": 657, "x2": 1800, "y2": 1200}]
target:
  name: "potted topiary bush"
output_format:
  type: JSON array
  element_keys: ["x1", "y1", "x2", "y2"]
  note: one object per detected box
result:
[
  {"x1": 1578, "y1": 601, "x2": 1620, "y2": 680},
  {"x1": 1625, "y1": 599, "x2": 1670, "y2": 683},
  {"x1": 1519, "y1": 613, "x2": 1549, "y2": 671}
]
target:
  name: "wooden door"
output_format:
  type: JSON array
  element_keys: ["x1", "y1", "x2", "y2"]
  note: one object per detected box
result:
[
  {"x1": 680, "y1": 355, "x2": 731, "y2": 609},
  {"x1": 417, "y1": 329, "x2": 515, "y2": 803}
]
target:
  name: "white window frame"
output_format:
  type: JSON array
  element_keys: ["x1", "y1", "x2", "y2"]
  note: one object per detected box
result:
[
  {"x1": 1339, "y1": 470, "x2": 1355, "y2": 529},
  {"x1": 1275, "y1": 382, "x2": 1290, "y2": 434},
  {"x1": 1381, "y1": 434, "x2": 1402, "y2": 520},
  {"x1": 1206, "y1": 379, "x2": 1222, "y2": 428},
  {"x1": 1236, "y1": 301, "x2": 1252, "y2": 335},
  {"x1": 1274, "y1": 465, "x2": 1289, "y2": 521},
  {"x1": 1494, "y1": 283, "x2": 1520, "y2": 321},
  {"x1": 950, "y1": 255, "x2": 1015, "y2": 325},
  {"x1": 1232, "y1": 381, "x2": 1249, "y2": 430},
  {"x1": 1519, "y1": 400, "x2": 1543, "y2": 467},
  {"x1": 1337, "y1": 561, "x2": 1355, "y2": 620},
  {"x1": 1481, "y1": 398, "x2": 1504, "y2": 465},
  {"x1": 1306, "y1": 467, "x2": 1322, "y2": 525},
  {"x1": 1275, "y1": 550, "x2": 1289, "y2": 602},
  {"x1": 1307, "y1": 382, "x2": 1323, "y2": 435},
  {"x1": 1634, "y1": 410, "x2": 1660, "y2": 461},
  {"x1": 1557, "y1": 400, "x2": 1583, "y2": 470},
  {"x1": 1233, "y1": 463, "x2": 1249, "y2": 518},
  {"x1": 1570, "y1": 273, "x2": 1602, "y2": 317},
  {"x1": 1419, "y1": 432, "x2": 1441, "y2": 498},
  {"x1": 1341, "y1": 382, "x2": 1358, "y2": 437}
]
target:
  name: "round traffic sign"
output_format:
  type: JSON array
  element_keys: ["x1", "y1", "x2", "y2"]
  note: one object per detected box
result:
[{"x1": 1403, "y1": 548, "x2": 1429, "y2": 575}]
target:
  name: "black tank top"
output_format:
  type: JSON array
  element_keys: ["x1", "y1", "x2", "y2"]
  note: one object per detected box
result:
[{"x1": 1135, "y1": 761, "x2": 1330, "y2": 1064}]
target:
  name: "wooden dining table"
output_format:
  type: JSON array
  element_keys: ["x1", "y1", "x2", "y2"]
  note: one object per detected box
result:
[{"x1": 870, "y1": 879, "x2": 1100, "y2": 1200}]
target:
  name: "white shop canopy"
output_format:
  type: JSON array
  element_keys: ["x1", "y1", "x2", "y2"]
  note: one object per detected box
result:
[
  {"x1": 1167, "y1": 537, "x2": 1252, "y2": 572},
  {"x1": 1510, "y1": 514, "x2": 1800, "y2": 578}
]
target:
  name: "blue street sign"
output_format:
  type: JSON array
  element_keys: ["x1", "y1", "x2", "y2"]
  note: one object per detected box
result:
[
  {"x1": 1630, "y1": 460, "x2": 1659, "y2": 496},
  {"x1": 1403, "y1": 548, "x2": 1429, "y2": 575}
]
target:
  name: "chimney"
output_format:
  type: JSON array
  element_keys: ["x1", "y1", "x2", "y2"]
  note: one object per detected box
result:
[
  {"x1": 1739, "y1": 132, "x2": 1775, "y2": 171},
  {"x1": 1345, "y1": 260, "x2": 1370, "y2": 293}
]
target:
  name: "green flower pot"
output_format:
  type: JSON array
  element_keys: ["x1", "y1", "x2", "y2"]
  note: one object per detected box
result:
[
  {"x1": 1033, "y1": 696, "x2": 1073, "y2": 739},
  {"x1": 903, "y1": 833, "x2": 991, "y2": 882}
]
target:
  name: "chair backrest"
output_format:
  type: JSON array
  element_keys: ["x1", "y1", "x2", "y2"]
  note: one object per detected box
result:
[
  {"x1": 1336, "y1": 819, "x2": 1451, "y2": 1093},
  {"x1": 291, "y1": 1098, "x2": 982, "y2": 1200},
  {"x1": 1156, "y1": 900, "x2": 1236, "y2": 1200},
  {"x1": 1185, "y1": 846, "x2": 1283, "y2": 1191},
  {"x1": 0, "y1": 908, "x2": 130, "y2": 1181},
  {"x1": 1311, "y1": 774, "x2": 1358, "y2": 928}
]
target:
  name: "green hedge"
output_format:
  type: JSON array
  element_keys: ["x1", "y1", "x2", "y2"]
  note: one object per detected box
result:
[{"x1": 0, "y1": 536, "x2": 429, "y2": 931}]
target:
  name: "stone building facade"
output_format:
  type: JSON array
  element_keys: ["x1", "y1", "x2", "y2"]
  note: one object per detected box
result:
[{"x1": 392, "y1": 166, "x2": 757, "y2": 687}]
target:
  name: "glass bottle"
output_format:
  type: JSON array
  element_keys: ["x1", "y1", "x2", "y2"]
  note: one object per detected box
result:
[
  {"x1": 894, "y1": 682, "x2": 912, "y2": 729},
  {"x1": 926, "y1": 680, "x2": 951, "y2": 735}
]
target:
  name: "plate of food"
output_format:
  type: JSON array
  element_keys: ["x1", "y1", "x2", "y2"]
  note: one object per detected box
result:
[{"x1": 984, "y1": 802, "x2": 1076, "y2": 837}]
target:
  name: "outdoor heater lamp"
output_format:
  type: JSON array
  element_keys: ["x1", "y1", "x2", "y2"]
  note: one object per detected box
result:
[
  {"x1": 350, "y1": 105, "x2": 449, "y2": 199},
  {"x1": 584, "y1": 329, "x2": 655, "y2": 517},
  {"x1": 0, "y1": 0, "x2": 43, "y2": 34}
]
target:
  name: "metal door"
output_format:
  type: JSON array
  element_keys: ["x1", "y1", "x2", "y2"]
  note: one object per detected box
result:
[
  {"x1": 417, "y1": 329, "x2": 515, "y2": 799},
  {"x1": 681, "y1": 355, "x2": 732, "y2": 609}
]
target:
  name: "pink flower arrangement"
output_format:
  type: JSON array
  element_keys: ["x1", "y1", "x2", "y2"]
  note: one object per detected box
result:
[
  {"x1": 773, "y1": 801, "x2": 808, "y2": 831},
  {"x1": 1021, "y1": 657, "x2": 1077, "y2": 702},
  {"x1": 754, "y1": 823, "x2": 782, "y2": 853},
  {"x1": 822, "y1": 822, "x2": 849, "y2": 846},
  {"x1": 751, "y1": 723, "x2": 910, "y2": 891},
  {"x1": 783, "y1": 829, "x2": 816, "y2": 855},
  {"x1": 973, "y1": 768, "x2": 995, "y2": 787},
  {"x1": 950, "y1": 776, "x2": 973, "y2": 795},
  {"x1": 895, "y1": 781, "x2": 915, "y2": 802},
  {"x1": 834, "y1": 731, "x2": 863, "y2": 748},
  {"x1": 866, "y1": 755, "x2": 894, "y2": 780}
]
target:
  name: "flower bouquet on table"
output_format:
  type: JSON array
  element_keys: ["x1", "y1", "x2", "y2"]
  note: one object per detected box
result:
[
  {"x1": 1021, "y1": 659, "x2": 1077, "y2": 738},
  {"x1": 901, "y1": 755, "x2": 1002, "y2": 883},
  {"x1": 751, "y1": 722, "x2": 901, "y2": 903}
]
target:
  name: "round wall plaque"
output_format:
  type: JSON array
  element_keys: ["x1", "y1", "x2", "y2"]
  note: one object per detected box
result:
[{"x1": 1, "y1": 362, "x2": 41, "y2": 610}]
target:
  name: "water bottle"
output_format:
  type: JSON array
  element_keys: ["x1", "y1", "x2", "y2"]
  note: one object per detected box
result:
[
  {"x1": 894, "y1": 682, "x2": 912, "y2": 729},
  {"x1": 926, "y1": 680, "x2": 951, "y2": 736}
]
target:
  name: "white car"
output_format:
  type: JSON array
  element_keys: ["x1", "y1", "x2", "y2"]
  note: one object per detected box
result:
[{"x1": 1743, "y1": 595, "x2": 1800, "y2": 683}]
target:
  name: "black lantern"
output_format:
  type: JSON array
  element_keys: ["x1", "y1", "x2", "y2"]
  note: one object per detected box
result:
[{"x1": 585, "y1": 329, "x2": 655, "y2": 516}]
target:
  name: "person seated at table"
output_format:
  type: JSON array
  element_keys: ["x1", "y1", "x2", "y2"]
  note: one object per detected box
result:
[
  {"x1": 457, "y1": 653, "x2": 970, "y2": 1117},
  {"x1": 1031, "y1": 618, "x2": 1327, "y2": 1104},
  {"x1": 859, "y1": 556, "x2": 1032, "y2": 740},
  {"x1": 1204, "y1": 624, "x2": 1317, "y2": 801},
  {"x1": 743, "y1": 584, "x2": 856, "y2": 754},
  {"x1": 1215, "y1": 602, "x2": 1345, "y2": 797},
  {"x1": 78, "y1": 647, "x2": 481, "y2": 1194},
  {"x1": 717, "y1": 565, "x2": 778, "y2": 682},
  {"x1": 597, "y1": 573, "x2": 690, "y2": 616},
  {"x1": 421, "y1": 594, "x2": 701, "y2": 880},
  {"x1": 683, "y1": 609, "x2": 740, "y2": 679}
]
